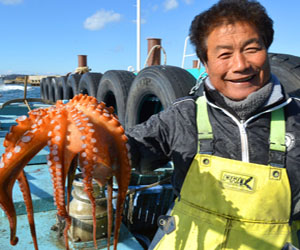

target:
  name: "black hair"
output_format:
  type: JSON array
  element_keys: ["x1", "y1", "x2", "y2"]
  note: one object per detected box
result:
[{"x1": 189, "y1": 0, "x2": 274, "y2": 63}]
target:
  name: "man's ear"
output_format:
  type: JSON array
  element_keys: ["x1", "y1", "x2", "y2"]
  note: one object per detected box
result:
[{"x1": 204, "y1": 62, "x2": 209, "y2": 74}]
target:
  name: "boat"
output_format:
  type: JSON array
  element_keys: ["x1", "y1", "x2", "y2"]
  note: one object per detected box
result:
[{"x1": 1, "y1": 8, "x2": 299, "y2": 246}]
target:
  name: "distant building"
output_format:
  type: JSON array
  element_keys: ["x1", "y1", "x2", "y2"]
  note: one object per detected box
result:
[
  {"x1": 4, "y1": 75, "x2": 61, "y2": 86},
  {"x1": 3, "y1": 79, "x2": 21, "y2": 84},
  {"x1": 28, "y1": 75, "x2": 49, "y2": 86}
]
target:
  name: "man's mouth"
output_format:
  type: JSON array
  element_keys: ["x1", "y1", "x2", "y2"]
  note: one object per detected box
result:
[{"x1": 228, "y1": 75, "x2": 256, "y2": 83}]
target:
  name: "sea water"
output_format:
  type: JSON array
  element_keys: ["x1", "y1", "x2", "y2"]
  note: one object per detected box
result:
[{"x1": 0, "y1": 79, "x2": 41, "y2": 103}]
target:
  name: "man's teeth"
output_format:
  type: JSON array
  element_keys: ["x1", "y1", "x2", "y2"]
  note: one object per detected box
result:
[{"x1": 231, "y1": 75, "x2": 254, "y2": 82}]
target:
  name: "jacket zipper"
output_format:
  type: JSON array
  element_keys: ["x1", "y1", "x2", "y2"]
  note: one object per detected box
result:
[
  {"x1": 205, "y1": 95, "x2": 292, "y2": 163},
  {"x1": 239, "y1": 120, "x2": 249, "y2": 162}
]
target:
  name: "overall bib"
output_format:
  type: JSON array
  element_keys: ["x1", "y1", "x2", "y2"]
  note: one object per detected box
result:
[{"x1": 154, "y1": 96, "x2": 299, "y2": 250}]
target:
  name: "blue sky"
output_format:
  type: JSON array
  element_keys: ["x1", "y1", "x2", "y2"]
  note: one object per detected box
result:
[{"x1": 0, "y1": 0, "x2": 299, "y2": 75}]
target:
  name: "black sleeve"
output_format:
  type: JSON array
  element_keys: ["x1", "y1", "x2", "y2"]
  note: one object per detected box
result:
[
  {"x1": 126, "y1": 96, "x2": 198, "y2": 174},
  {"x1": 126, "y1": 108, "x2": 172, "y2": 173}
]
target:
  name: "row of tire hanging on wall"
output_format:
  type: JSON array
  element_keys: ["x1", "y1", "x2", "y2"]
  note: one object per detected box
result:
[{"x1": 40, "y1": 50, "x2": 197, "y2": 130}]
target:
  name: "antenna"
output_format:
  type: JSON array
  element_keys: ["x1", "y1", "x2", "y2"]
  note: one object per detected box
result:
[{"x1": 137, "y1": 0, "x2": 141, "y2": 72}]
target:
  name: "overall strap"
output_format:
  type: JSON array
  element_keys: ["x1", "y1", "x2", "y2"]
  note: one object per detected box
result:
[
  {"x1": 269, "y1": 107, "x2": 286, "y2": 167},
  {"x1": 196, "y1": 96, "x2": 213, "y2": 154}
]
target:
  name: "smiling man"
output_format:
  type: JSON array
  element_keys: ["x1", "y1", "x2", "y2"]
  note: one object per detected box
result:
[
  {"x1": 204, "y1": 21, "x2": 270, "y2": 100},
  {"x1": 126, "y1": 0, "x2": 300, "y2": 249}
]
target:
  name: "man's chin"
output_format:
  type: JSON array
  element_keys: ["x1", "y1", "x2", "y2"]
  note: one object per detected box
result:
[{"x1": 222, "y1": 90, "x2": 255, "y2": 101}]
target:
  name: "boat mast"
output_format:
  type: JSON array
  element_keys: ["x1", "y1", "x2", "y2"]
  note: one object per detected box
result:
[{"x1": 137, "y1": 0, "x2": 141, "y2": 72}]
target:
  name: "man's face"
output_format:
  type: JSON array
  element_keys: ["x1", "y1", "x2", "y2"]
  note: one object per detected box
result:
[{"x1": 204, "y1": 21, "x2": 271, "y2": 100}]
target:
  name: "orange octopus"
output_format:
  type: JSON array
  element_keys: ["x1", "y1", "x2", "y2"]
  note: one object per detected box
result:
[{"x1": 0, "y1": 94, "x2": 131, "y2": 250}]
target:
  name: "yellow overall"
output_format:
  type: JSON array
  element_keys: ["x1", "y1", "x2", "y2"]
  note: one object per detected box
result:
[{"x1": 154, "y1": 96, "x2": 300, "y2": 250}]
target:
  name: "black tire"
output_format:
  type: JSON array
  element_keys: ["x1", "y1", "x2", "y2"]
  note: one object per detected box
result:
[
  {"x1": 44, "y1": 77, "x2": 54, "y2": 101},
  {"x1": 65, "y1": 74, "x2": 82, "y2": 99},
  {"x1": 269, "y1": 53, "x2": 300, "y2": 97},
  {"x1": 40, "y1": 77, "x2": 47, "y2": 100},
  {"x1": 96, "y1": 70, "x2": 135, "y2": 126},
  {"x1": 125, "y1": 65, "x2": 196, "y2": 129},
  {"x1": 78, "y1": 72, "x2": 102, "y2": 97},
  {"x1": 48, "y1": 78, "x2": 56, "y2": 102},
  {"x1": 51, "y1": 77, "x2": 65, "y2": 101}
]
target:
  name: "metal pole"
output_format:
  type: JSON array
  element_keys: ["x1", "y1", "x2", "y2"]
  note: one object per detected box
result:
[
  {"x1": 78, "y1": 55, "x2": 87, "y2": 67},
  {"x1": 193, "y1": 60, "x2": 199, "y2": 68},
  {"x1": 137, "y1": 0, "x2": 141, "y2": 72},
  {"x1": 181, "y1": 36, "x2": 190, "y2": 68},
  {"x1": 23, "y1": 76, "x2": 31, "y2": 111},
  {"x1": 147, "y1": 38, "x2": 161, "y2": 66},
  {"x1": 23, "y1": 75, "x2": 28, "y2": 100}
]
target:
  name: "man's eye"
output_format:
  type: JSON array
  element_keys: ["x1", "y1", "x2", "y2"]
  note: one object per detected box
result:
[
  {"x1": 246, "y1": 47, "x2": 261, "y2": 53},
  {"x1": 218, "y1": 52, "x2": 231, "y2": 59}
]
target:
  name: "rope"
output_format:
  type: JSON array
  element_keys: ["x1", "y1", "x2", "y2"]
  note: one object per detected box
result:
[
  {"x1": 24, "y1": 99, "x2": 32, "y2": 112},
  {"x1": 127, "y1": 192, "x2": 135, "y2": 224},
  {"x1": 91, "y1": 176, "x2": 172, "y2": 203},
  {"x1": 74, "y1": 66, "x2": 91, "y2": 75},
  {"x1": 125, "y1": 176, "x2": 172, "y2": 224},
  {"x1": 126, "y1": 176, "x2": 171, "y2": 195},
  {"x1": 144, "y1": 45, "x2": 167, "y2": 67},
  {"x1": 189, "y1": 71, "x2": 208, "y2": 95}
]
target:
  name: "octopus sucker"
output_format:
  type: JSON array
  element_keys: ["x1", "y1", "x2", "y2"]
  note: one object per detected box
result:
[{"x1": 0, "y1": 94, "x2": 131, "y2": 250}]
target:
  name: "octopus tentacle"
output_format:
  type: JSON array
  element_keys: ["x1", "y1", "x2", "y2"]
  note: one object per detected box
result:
[
  {"x1": 17, "y1": 170, "x2": 38, "y2": 250},
  {"x1": 0, "y1": 112, "x2": 52, "y2": 246},
  {"x1": 62, "y1": 101, "x2": 104, "y2": 248},
  {"x1": 106, "y1": 177, "x2": 113, "y2": 250},
  {"x1": 81, "y1": 159, "x2": 98, "y2": 249},
  {"x1": 4, "y1": 110, "x2": 42, "y2": 151},
  {"x1": 90, "y1": 100, "x2": 131, "y2": 250},
  {"x1": 76, "y1": 111, "x2": 109, "y2": 249},
  {"x1": 71, "y1": 96, "x2": 123, "y2": 249},
  {"x1": 80, "y1": 100, "x2": 131, "y2": 250},
  {"x1": 109, "y1": 128, "x2": 131, "y2": 250},
  {"x1": 0, "y1": 167, "x2": 18, "y2": 246},
  {"x1": 47, "y1": 152, "x2": 58, "y2": 208},
  {"x1": 48, "y1": 108, "x2": 71, "y2": 250},
  {"x1": 66, "y1": 156, "x2": 78, "y2": 212},
  {"x1": 3, "y1": 114, "x2": 39, "y2": 249}
]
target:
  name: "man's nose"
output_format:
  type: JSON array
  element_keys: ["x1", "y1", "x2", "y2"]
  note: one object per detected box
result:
[{"x1": 232, "y1": 53, "x2": 250, "y2": 72}]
